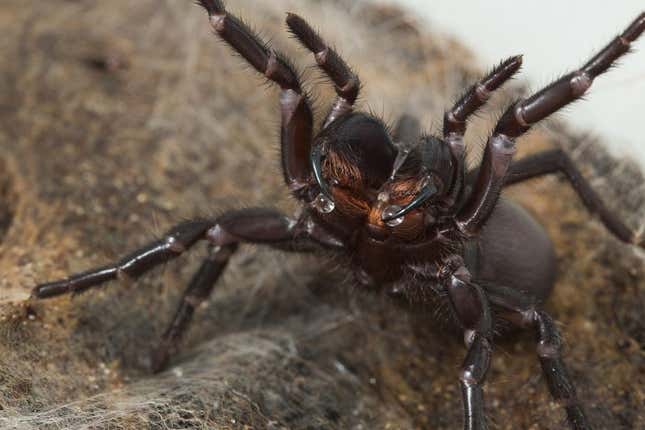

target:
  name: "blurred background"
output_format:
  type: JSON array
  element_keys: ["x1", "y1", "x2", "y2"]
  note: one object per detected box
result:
[{"x1": 390, "y1": 0, "x2": 645, "y2": 168}]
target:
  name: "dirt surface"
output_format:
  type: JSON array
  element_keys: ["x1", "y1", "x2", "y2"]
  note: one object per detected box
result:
[{"x1": 0, "y1": 0, "x2": 643, "y2": 429}]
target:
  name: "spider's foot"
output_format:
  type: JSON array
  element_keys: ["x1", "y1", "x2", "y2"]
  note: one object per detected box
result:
[{"x1": 31, "y1": 280, "x2": 70, "y2": 299}]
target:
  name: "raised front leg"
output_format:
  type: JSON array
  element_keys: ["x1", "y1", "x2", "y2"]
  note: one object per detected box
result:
[
  {"x1": 443, "y1": 56, "x2": 522, "y2": 206},
  {"x1": 505, "y1": 149, "x2": 643, "y2": 248},
  {"x1": 196, "y1": 1, "x2": 314, "y2": 197},
  {"x1": 286, "y1": 13, "x2": 361, "y2": 128},
  {"x1": 440, "y1": 257, "x2": 493, "y2": 430},
  {"x1": 457, "y1": 13, "x2": 645, "y2": 235}
]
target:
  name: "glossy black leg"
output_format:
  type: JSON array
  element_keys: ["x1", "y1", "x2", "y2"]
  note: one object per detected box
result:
[
  {"x1": 151, "y1": 243, "x2": 237, "y2": 372},
  {"x1": 32, "y1": 219, "x2": 214, "y2": 298},
  {"x1": 456, "y1": 129, "x2": 517, "y2": 236},
  {"x1": 460, "y1": 335, "x2": 492, "y2": 430},
  {"x1": 458, "y1": 12, "x2": 645, "y2": 235},
  {"x1": 443, "y1": 56, "x2": 522, "y2": 206},
  {"x1": 489, "y1": 291, "x2": 591, "y2": 430},
  {"x1": 151, "y1": 208, "x2": 343, "y2": 371},
  {"x1": 33, "y1": 207, "x2": 342, "y2": 371},
  {"x1": 441, "y1": 257, "x2": 493, "y2": 430},
  {"x1": 444, "y1": 56, "x2": 523, "y2": 138},
  {"x1": 286, "y1": 13, "x2": 360, "y2": 128},
  {"x1": 32, "y1": 208, "x2": 339, "y2": 299},
  {"x1": 532, "y1": 310, "x2": 590, "y2": 430},
  {"x1": 196, "y1": 1, "x2": 314, "y2": 196},
  {"x1": 496, "y1": 13, "x2": 645, "y2": 139},
  {"x1": 506, "y1": 149, "x2": 643, "y2": 247}
]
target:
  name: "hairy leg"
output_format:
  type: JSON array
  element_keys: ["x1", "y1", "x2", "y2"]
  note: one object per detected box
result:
[
  {"x1": 532, "y1": 310, "x2": 589, "y2": 430},
  {"x1": 489, "y1": 289, "x2": 591, "y2": 430},
  {"x1": 196, "y1": 1, "x2": 314, "y2": 197},
  {"x1": 286, "y1": 13, "x2": 360, "y2": 128},
  {"x1": 151, "y1": 243, "x2": 237, "y2": 372},
  {"x1": 32, "y1": 219, "x2": 215, "y2": 298},
  {"x1": 458, "y1": 13, "x2": 645, "y2": 235},
  {"x1": 443, "y1": 56, "x2": 523, "y2": 206},
  {"x1": 506, "y1": 149, "x2": 643, "y2": 247},
  {"x1": 32, "y1": 208, "x2": 340, "y2": 299}
]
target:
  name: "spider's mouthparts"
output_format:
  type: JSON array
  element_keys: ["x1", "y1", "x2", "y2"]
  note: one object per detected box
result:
[
  {"x1": 310, "y1": 145, "x2": 333, "y2": 201},
  {"x1": 381, "y1": 180, "x2": 439, "y2": 224}
]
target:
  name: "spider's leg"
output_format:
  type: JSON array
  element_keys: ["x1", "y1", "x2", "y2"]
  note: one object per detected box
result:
[
  {"x1": 32, "y1": 208, "x2": 338, "y2": 299},
  {"x1": 506, "y1": 149, "x2": 643, "y2": 248},
  {"x1": 440, "y1": 257, "x2": 493, "y2": 430},
  {"x1": 151, "y1": 243, "x2": 235, "y2": 372},
  {"x1": 532, "y1": 310, "x2": 590, "y2": 430},
  {"x1": 196, "y1": 0, "x2": 314, "y2": 197},
  {"x1": 33, "y1": 207, "x2": 343, "y2": 371},
  {"x1": 286, "y1": 13, "x2": 360, "y2": 128},
  {"x1": 150, "y1": 208, "x2": 343, "y2": 371},
  {"x1": 490, "y1": 289, "x2": 591, "y2": 430},
  {"x1": 443, "y1": 56, "x2": 522, "y2": 205},
  {"x1": 457, "y1": 12, "x2": 645, "y2": 235},
  {"x1": 32, "y1": 219, "x2": 215, "y2": 298}
]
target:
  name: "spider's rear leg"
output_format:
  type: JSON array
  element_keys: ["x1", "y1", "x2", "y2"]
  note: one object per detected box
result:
[
  {"x1": 286, "y1": 13, "x2": 360, "y2": 128},
  {"x1": 492, "y1": 290, "x2": 591, "y2": 430},
  {"x1": 151, "y1": 243, "x2": 236, "y2": 372},
  {"x1": 531, "y1": 310, "x2": 589, "y2": 430},
  {"x1": 457, "y1": 12, "x2": 645, "y2": 236},
  {"x1": 506, "y1": 149, "x2": 644, "y2": 248},
  {"x1": 443, "y1": 56, "x2": 522, "y2": 206}
]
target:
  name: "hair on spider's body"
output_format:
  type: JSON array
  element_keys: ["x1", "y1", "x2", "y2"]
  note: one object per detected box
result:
[{"x1": 31, "y1": 2, "x2": 645, "y2": 429}]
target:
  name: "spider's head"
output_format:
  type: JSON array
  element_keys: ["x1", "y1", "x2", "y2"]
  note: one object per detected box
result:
[{"x1": 308, "y1": 113, "x2": 452, "y2": 241}]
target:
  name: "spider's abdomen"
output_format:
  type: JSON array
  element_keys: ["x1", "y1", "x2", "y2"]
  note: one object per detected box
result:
[{"x1": 474, "y1": 198, "x2": 557, "y2": 304}]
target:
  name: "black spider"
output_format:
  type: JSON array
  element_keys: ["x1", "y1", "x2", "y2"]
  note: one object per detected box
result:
[{"x1": 31, "y1": 2, "x2": 645, "y2": 429}]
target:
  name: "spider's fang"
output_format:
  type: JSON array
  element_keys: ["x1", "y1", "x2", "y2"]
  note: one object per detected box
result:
[
  {"x1": 389, "y1": 145, "x2": 411, "y2": 181},
  {"x1": 309, "y1": 145, "x2": 334, "y2": 201},
  {"x1": 381, "y1": 181, "x2": 439, "y2": 223}
]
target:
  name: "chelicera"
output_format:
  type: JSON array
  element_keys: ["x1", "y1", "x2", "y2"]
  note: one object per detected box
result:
[{"x1": 31, "y1": 2, "x2": 644, "y2": 429}]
